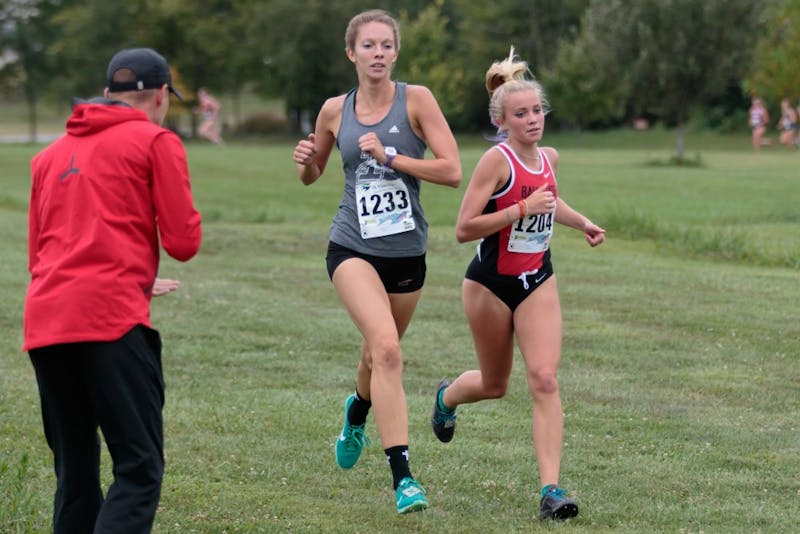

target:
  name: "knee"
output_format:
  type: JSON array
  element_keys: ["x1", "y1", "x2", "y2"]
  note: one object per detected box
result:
[
  {"x1": 528, "y1": 370, "x2": 559, "y2": 396},
  {"x1": 112, "y1": 442, "x2": 163, "y2": 492},
  {"x1": 359, "y1": 346, "x2": 373, "y2": 370},
  {"x1": 481, "y1": 379, "x2": 508, "y2": 400},
  {"x1": 368, "y1": 339, "x2": 403, "y2": 374},
  {"x1": 127, "y1": 452, "x2": 164, "y2": 489}
]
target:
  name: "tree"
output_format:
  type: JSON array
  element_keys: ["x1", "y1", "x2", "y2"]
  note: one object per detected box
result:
[
  {"x1": 147, "y1": 0, "x2": 266, "y2": 132},
  {"x1": 0, "y1": 0, "x2": 67, "y2": 142},
  {"x1": 746, "y1": 0, "x2": 800, "y2": 101},
  {"x1": 542, "y1": 32, "x2": 626, "y2": 130},
  {"x1": 247, "y1": 0, "x2": 362, "y2": 133},
  {"x1": 568, "y1": 0, "x2": 764, "y2": 160},
  {"x1": 48, "y1": 0, "x2": 154, "y2": 99},
  {"x1": 42, "y1": 0, "x2": 267, "y2": 135},
  {"x1": 450, "y1": 0, "x2": 589, "y2": 131},
  {"x1": 396, "y1": 0, "x2": 465, "y2": 119}
]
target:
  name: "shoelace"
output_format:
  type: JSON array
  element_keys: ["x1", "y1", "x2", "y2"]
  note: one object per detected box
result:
[
  {"x1": 343, "y1": 425, "x2": 369, "y2": 450},
  {"x1": 433, "y1": 410, "x2": 456, "y2": 425}
]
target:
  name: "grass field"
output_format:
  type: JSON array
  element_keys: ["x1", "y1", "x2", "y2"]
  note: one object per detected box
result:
[{"x1": 1, "y1": 132, "x2": 799, "y2": 532}]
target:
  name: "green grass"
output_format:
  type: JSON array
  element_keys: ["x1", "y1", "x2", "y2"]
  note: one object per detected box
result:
[
  {"x1": 0, "y1": 92, "x2": 284, "y2": 139},
  {"x1": 1, "y1": 132, "x2": 799, "y2": 532}
]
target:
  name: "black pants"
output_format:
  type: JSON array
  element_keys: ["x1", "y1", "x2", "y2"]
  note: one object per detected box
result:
[{"x1": 29, "y1": 325, "x2": 165, "y2": 534}]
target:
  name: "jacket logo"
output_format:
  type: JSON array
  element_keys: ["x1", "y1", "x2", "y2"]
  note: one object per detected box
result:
[
  {"x1": 59, "y1": 155, "x2": 80, "y2": 181},
  {"x1": 388, "y1": 125, "x2": 400, "y2": 133}
]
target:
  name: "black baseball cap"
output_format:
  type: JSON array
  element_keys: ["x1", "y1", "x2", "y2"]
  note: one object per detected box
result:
[{"x1": 106, "y1": 48, "x2": 184, "y2": 101}]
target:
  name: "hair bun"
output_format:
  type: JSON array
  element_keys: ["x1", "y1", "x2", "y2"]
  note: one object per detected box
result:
[
  {"x1": 485, "y1": 73, "x2": 506, "y2": 96},
  {"x1": 485, "y1": 46, "x2": 530, "y2": 96}
]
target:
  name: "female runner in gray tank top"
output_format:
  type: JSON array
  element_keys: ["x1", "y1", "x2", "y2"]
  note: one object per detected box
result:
[{"x1": 292, "y1": 9, "x2": 461, "y2": 514}]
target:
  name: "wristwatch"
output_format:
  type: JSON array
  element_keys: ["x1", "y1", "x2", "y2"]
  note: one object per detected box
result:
[{"x1": 384, "y1": 146, "x2": 397, "y2": 168}]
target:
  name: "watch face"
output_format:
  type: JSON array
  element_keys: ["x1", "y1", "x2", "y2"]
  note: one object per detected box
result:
[{"x1": 385, "y1": 146, "x2": 397, "y2": 156}]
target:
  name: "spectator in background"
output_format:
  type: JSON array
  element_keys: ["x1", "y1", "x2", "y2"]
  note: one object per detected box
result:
[
  {"x1": 777, "y1": 97, "x2": 797, "y2": 150},
  {"x1": 748, "y1": 96, "x2": 770, "y2": 151},
  {"x1": 197, "y1": 87, "x2": 223, "y2": 144},
  {"x1": 24, "y1": 47, "x2": 202, "y2": 533},
  {"x1": 796, "y1": 100, "x2": 800, "y2": 147}
]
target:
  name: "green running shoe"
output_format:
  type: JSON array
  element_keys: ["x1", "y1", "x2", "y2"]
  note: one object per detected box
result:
[
  {"x1": 431, "y1": 379, "x2": 457, "y2": 443},
  {"x1": 395, "y1": 477, "x2": 428, "y2": 514},
  {"x1": 539, "y1": 485, "x2": 579, "y2": 520},
  {"x1": 335, "y1": 394, "x2": 369, "y2": 469}
]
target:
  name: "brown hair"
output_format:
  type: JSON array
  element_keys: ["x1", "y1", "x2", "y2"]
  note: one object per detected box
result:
[{"x1": 344, "y1": 9, "x2": 400, "y2": 52}]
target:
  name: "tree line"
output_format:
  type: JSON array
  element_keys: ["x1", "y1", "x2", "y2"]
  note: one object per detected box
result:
[{"x1": 3, "y1": 0, "x2": 799, "y2": 156}]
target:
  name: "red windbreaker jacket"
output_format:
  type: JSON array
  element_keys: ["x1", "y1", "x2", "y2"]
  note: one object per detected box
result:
[{"x1": 24, "y1": 101, "x2": 202, "y2": 350}]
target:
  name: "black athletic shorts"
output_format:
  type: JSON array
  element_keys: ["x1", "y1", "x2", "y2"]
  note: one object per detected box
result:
[
  {"x1": 326, "y1": 241, "x2": 426, "y2": 294},
  {"x1": 465, "y1": 252, "x2": 554, "y2": 312}
]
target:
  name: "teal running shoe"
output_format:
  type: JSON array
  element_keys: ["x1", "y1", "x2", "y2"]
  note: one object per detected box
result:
[
  {"x1": 431, "y1": 379, "x2": 457, "y2": 442},
  {"x1": 395, "y1": 477, "x2": 428, "y2": 514},
  {"x1": 539, "y1": 485, "x2": 579, "y2": 520},
  {"x1": 335, "y1": 394, "x2": 369, "y2": 469}
]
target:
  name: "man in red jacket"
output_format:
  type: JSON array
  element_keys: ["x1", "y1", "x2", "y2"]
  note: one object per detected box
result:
[{"x1": 24, "y1": 47, "x2": 202, "y2": 533}]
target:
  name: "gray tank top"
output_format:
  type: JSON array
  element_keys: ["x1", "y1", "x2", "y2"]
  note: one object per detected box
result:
[{"x1": 330, "y1": 82, "x2": 428, "y2": 257}]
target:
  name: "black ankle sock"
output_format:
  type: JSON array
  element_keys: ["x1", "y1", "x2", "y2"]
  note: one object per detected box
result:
[
  {"x1": 384, "y1": 445, "x2": 412, "y2": 489},
  {"x1": 347, "y1": 390, "x2": 372, "y2": 426}
]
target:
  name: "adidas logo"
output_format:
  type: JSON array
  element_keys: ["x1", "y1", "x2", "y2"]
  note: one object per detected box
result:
[{"x1": 388, "y1": 125, "x2": 400, "y2": 133}]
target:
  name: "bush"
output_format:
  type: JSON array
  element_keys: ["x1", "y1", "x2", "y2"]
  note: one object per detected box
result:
[{"x1": 233, "y1": 112, "x2": 289, "y2": 136}]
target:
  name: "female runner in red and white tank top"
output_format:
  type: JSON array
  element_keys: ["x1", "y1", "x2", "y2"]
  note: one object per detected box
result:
[
  {"x1": 429, "y1": 48, "x2": 605, "y2": 521},
  {"x1": 466, "y1": 141, "x2": 559, "y2": 310}
]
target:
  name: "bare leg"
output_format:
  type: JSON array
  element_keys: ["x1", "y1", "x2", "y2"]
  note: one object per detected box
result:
[
  {"x1": 332, "y1": 258, "x2": 420, "y2": 448},
  {"x1": 441, "y1": 279, "x2": 515, "y2": 408},
  {"x1": 514, "y1": 277, "x2": 563, "y2": 488}
]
